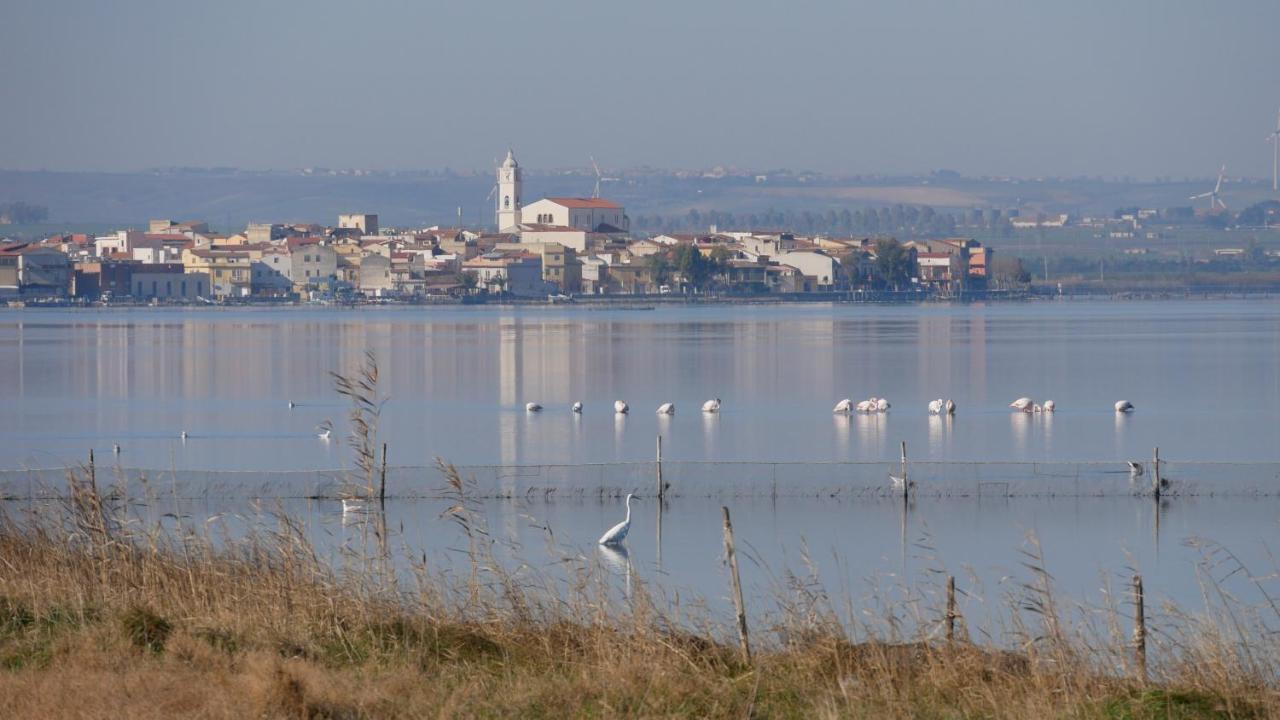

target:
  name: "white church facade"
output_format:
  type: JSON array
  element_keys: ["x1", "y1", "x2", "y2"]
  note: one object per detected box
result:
[{"x1": 494, "y1": 150, "x2": 628, "y2": 234}]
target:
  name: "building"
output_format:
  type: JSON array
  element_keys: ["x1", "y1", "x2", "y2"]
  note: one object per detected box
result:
[
  {"x1": 338, "y1": 213, "x2": 379, "y2": 236},
  {"x1": 287, "y1": 239, "x2": 338, "y2": 290},
  {"x1": 1, "y1": 246, "x2": 72, "y2": 297},
  {"x1": 132, "y1": 270, "x2": 208, "y2": 300},
  {"x1": 462, "y1": 252, "x2": 547, "y2": 296},
  {"x1": 358, "y1": 254, "x2": 393, "y2": 296},
  {"x1": 496, "y1": 150, "x2": 522, "y2": 231},
  {"x1": 182, "y1": 248, "x2": 253, "y2": 298},
  {"x1": 521, "y1": 197, "x2": 628, "y2": 233},
  {"x1": 775, "y1": 249, "x2": 839, "y2": 291}
]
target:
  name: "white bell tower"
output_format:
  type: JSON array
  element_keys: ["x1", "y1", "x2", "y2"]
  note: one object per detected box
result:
[{"x1": 496, "y1": 148, "x2": 522, "y2": 231}]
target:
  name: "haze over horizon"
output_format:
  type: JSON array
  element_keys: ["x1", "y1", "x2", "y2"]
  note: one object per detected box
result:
[{"x1": 3, "y1": 0, "x2": 1279, "y2": 180}]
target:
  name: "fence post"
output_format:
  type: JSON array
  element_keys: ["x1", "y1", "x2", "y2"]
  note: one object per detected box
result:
[
  {"x1": 900, "y1": 440, "x2": 909, "y2": 500},
  {"x1": 379, "y1": 442, "x2": 388, "y2": 507},
  {"x1": 722, "y1": 506, "x2": 751, "y2": 665},
  {"x1": 1152, "y1": 447, "x2": 1161, "y2": 500},
  {"x1": 88, "y1": 448, "x2": 96, "y2": 491},
  {"x1": 656, "y1": 435, "x2": 664, "y2": 501},
  {"x1": 1132, "y1": 574, "x2": 1147, "y2": 681},
  {"x1": 946, "y1": 575, "x2": 957, "y2": 643}
]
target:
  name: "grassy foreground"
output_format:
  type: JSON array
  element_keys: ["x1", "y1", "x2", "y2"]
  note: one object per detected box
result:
[{"x1": 0, "y1": 469, "x2": 1277, "y2": 719}]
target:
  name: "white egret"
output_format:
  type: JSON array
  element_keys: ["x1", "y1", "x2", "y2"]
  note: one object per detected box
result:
[
  {"x1": 876, "y1": 398, "x2": 891, "y2": 412},
  {"x1": 614, "y1": 400, "x2": 629, "y2": 414},
  {"x1": 1010, "y1": 397, "x2": 1034, "y2": 413},
  {"x1": 341, "y1": 498, "x2": 366, "y2": 514},
  {"x1": 525, "y1": 402, "x2": 543, "y2": 412},
  {"x1": 1115, "y1": 400, "x2": 1135, "y2": 413},
  {"x1": 657, "y1": 402, "x2": 675, "y2": 415},
  {"x1": 833, "y1": 398, "x2": 853, "y2": 414},
  {"x1": 702, "y1": 398, "x2": 721, "y2": 413},
  {"x1": 317, "y1": 420, "x2": 333, "y2": 441},
  {"x1": 1126, "y1": 461, "x2": 1144, "y2": 477},
  {"x1": 944, "y1": 399, "x2": 957, "y2": 415},
  {"x1": 1043, "y1": 400, "x2": 1055, "y2": 412},
  {"x1": 598, "y1": 493, "x2": 635, "y2": 546},
  {"x1": 571, "y1": 401, "x2": 583, "y2": 413},
  {"x1": 927, "y1": 399, "x2": 944, "y2": 415}
]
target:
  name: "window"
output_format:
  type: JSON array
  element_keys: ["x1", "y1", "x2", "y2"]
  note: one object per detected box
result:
[
  {"x1": 181, "y1": 281, "x2": 186, "y2": 295},
  {"x1": 166, "y1": 281, "x2": 172, "y2": 295},
  {"x1": 504, "y1": 196, "x2": 510, "y2": 209}
]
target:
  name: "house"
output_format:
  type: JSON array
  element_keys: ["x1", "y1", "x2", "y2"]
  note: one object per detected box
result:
[
  {"x1": 521, "y1": 197, "x2": 629, "y2": 233},
  {"x1": 775, "y1": 249, "x2": 839, "y2": 291},
  {"x1": 358, "y1": 254, "x2": 393, "y2": 296},
  {"x1": 287, "y1": 239, "x2": 338, "y2": 290},
  {"x1": 253, "y1": 247, "x2": 294, "y2": 295},
  {"x1": 0, "y1": 246, "x2": 72, "y2": 297},
  {"x1": 517, "y1": 224, "x2": 589, "y2": 252},
  {"x1": 462, "y1": 252, "x2": 548, "y2": 296},
  {"x1": 132, "y1": 269, "x2": 209, "y2": 300},
  {"x1": 182, "y1": 248, "x2": 253, "y2": 298},
  {"x1": 337, "y1": 213, "x2": 379, "y2": 236}
]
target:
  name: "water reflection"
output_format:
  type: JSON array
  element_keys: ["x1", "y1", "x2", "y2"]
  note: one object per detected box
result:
[
  {"x1": 597, "y1": 543, "x2": 633, "y2": 598},
  {"x1": 1009, "y1": 412, "x2": 1031, "y2": 453}
]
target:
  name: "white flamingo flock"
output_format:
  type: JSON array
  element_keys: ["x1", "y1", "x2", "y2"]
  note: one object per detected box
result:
[{"x1": 506, "y1": 396, "x2": 1139, "y2": 417}]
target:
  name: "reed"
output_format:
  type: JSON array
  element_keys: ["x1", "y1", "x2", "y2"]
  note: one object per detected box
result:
[{"x1": 0, "y1": 468, "x2": 1275, "y2": 719}]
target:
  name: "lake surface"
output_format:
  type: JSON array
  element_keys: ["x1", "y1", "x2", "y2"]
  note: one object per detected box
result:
[{"x1": 2, "y1": 300, "x2": 1278, "y2": 629}]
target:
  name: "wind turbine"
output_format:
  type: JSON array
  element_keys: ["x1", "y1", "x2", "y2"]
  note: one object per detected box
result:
[
  {"x1": 590, "y1": 156, "x2": 603, "y2": 199},
  {"x1": 1268, "y1": 109, "x2": 1280, "y2": 192},
  {"x1": 1189, "y1": 165, "x2": 1227, "y2": 211}
]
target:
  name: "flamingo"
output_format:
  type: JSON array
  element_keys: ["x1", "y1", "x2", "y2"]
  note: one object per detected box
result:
[
  {"x1": 876, "y1": 398, "x2": 890, "y2": 413},
  {"x1": 927, "y1": 399, "x2": 944, "y2": 415},
  {"x1": 598, "y1": 493, "x2": 635, "y2": 546},
  {"x1": 1043, "y1": 400, "x2": 1055, "y2": 412},
  {"x1": 571, "y1": 401, "x2": 583, "y2": 413},
  {"x1": 856, "y1": 399, "x2": 874, "y2": 413},
  {"x1": 657, "y1": 402, "x2": 675, "y2": 415},
  {"x1": 1115, "y1": 400, "x2": 1135, "y2": 413},
  {"x1": 1010, "y1": 397, "x2": 1034, "y2": 413},
  {"x1": 945, "y1": 399, "x2": 956, "y2": 415},
  {"x1": 833, "y1": 398, "x2": 853, "y2": 414},
  {"x1": 702, "y1": 398, "x2": 721, "y2": 413},
  {"x1": 614, "y1": 400, "x2": 629, "y2": 414},
  {"x1": 525, "y1": 402, "x2": 543, "y2": 412}
]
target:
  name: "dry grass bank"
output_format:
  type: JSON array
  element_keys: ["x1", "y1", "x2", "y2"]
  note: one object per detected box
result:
[{"x1": 0, "y1": 464, "x2": 1276, "y2": 720}]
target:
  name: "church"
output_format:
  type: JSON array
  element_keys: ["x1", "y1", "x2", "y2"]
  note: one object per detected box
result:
[{"x1": 495, "y1": 150, "x2": 629, "y2": 235}]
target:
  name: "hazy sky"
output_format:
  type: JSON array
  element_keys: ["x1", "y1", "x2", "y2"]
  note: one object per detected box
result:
[{"x1": 2, "y1": 0, "x2": 1278, "y2": 178}]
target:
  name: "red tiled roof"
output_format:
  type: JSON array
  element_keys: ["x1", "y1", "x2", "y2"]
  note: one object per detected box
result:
[{"x1": 544, "y1": 197, "x2": 621, "y2": 209}]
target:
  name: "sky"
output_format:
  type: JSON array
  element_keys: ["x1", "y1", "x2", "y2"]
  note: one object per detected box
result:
[{"x1": 2, "y1": 0, "x2": 1279, "y2": 179}]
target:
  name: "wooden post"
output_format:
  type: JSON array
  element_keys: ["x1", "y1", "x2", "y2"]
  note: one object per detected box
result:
[
  {"x1": 1132, "y1": 574, "x2": 1147, "y2": 681},
  {"x1": 946, "y1": 575, "x2": 957, "y2": 643},
  {"x1": 88, "y1": 448, "x2": 96, "y2": 491},
  {"x1": 379, "y1": 442, "x2": 388, "y2": 507},
  {"x1": 656, "y1": 435, "x2": 664, "y2": 501},
  {"x1": 1152, "y1": 447, "x2": 1161, "y2": 500},
  {"x1": 900, "y1": 440, "x2": 909, "y2": 500},
  {"x1": 722, "y1": 506, "x2": 751, "y2": 665}
]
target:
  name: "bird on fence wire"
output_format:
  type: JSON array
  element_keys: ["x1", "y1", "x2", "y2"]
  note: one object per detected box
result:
[{"x1": 598, "y1": 493, "x2": 635, "y2": 546}]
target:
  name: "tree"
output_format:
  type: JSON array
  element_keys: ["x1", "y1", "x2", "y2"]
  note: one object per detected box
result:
[
  {"x1": 671, "y1": 244, "x2": 714, "y2": 290},
  {"x1": 455, "y1": 271, "x2": 478, "y2": 291},
  {"x1": 646, "y1": 253, "x2": 672, "y2": 287},
  {"x1": 873, "y1": 239, "x2": 914, "y2": 290}
]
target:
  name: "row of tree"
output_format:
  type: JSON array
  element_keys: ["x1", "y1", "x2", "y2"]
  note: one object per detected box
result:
[
  {"x1": 0, "y1": 201, "x2": 49, "y2": 225},
  {"x1": 630, "y1": 205, "x2": 1018, "y2": 238}
]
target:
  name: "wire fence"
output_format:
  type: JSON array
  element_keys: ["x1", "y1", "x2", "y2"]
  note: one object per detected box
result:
[{"x1": 1, "y1": 458, "x2": 1277, "y2": 501}]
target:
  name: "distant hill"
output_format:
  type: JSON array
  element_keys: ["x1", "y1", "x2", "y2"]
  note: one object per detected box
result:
[{"x1": 1, "y1": 168, "x2": 1276, "y2": 231}]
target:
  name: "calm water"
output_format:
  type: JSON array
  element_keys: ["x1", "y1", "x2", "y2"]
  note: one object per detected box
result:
[{"x1": 2, "y1": 300, "x2": 1278, "y2": 625}]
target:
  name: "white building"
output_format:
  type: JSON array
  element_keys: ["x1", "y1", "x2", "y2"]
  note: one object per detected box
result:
[
  {"x1": 338, "y1": 213, "x2": 379, "y2": 236},
  {"x1": 496, "y1": 150, "x2": 522, "y2": 232},
  {"x1": 521, "y1": 197, "x2": 628, "y2": 233}
]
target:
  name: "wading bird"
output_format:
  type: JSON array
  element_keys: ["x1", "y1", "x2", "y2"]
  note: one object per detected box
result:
[
  {"x1": 571, "y1": 401, "x2": 583, "y2": 413},
  {"x1": 657, "y1": 402, "x2": 675, "y2": 415},
  {"x1": 876, "y1": 398, "x2": 891, "y2": 412},
  {"x1": 1010, "y1": 397, "x2": 1034, "y2": 413},
  {"x1": 928, "y1": 399, "x2": 944, "y2": 415},
  {"x1": 1115, "y1": 400, "x2": 1135, "y2": 413},
  {"x1": 833, "y1": 398, "x2": 853, "y2": 414},
  {"x1": 945, "y1": 399, "x2": 957, "y2": 415},
  {"x1": 702, "y1": 398, "x2": 721, "y2": 413},
  {"x1": 526, "y1": 402, "x2": 542, "y2": 412},
  {"x1": 1043, "y1": 400, "x2": 1055, "y2": 412},
  {"x1": 614, "y1": 400, "x2": 629, "y2": 414},
  {"x1": 598, "y1": 493, "x2": 635, "y2": 546}
]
